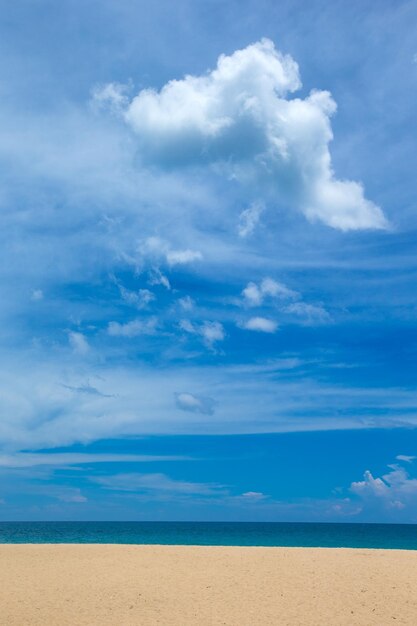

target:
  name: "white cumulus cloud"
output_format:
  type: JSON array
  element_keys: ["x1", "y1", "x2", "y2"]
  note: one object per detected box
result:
[
  {"x1": 241, "y1": 317, "x2": 278, "y2": 333},
  {"x1": 350, "y1": 463, "x2": 417, "y2": 513},
  {"x1": 121, "y1": 39, "x2": 387, "y2": 231}
]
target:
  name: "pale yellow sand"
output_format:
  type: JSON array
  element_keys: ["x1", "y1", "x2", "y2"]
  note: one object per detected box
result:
[{"x1": 0, "y1": 545, "x2": 417, "y2": 625}]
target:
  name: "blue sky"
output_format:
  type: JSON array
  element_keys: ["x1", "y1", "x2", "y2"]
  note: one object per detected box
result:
[{"x1": 1, "y1": 0, "x2": 417, "y2": 522}]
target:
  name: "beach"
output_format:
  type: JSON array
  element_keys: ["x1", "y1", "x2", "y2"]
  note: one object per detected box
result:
[{"x1": 0, "y1": 545, "x2": 416, "y2": 625}]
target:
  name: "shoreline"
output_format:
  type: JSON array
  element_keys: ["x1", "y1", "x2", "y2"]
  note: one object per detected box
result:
[
  {"x1": 1, "y1": 542, "x2": 417, "y2": 550},
  {"x1": 1, "y1": 545, "x2": 417, "y2": 624}
]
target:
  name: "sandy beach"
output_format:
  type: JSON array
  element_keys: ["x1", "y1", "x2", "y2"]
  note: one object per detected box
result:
[{"x1": 0, "y1": 545, "x2": 416, "y2": 625}]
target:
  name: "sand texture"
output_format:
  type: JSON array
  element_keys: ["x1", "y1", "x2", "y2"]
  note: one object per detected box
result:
[{"x1": 0, "y1": 545, "x2": 416, "y2": 625}]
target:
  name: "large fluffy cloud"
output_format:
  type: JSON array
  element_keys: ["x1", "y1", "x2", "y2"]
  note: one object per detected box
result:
[{"x1": 120, "y1": 39, "x2": 387, "y2": 231}]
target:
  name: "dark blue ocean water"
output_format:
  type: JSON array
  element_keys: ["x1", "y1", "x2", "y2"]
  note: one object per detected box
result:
[{"x1": 1, "y1": 522, "x2": 417, "y2": 549}]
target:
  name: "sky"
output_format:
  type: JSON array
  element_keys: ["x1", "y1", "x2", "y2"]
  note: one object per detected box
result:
[{"x1": 0, "y1": 0, "x2": 417, "y2": 522}]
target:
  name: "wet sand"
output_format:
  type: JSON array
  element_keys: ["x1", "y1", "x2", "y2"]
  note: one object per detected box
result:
[{"x1": 0, "y1": 544, "x2": 416, "y2": 625}]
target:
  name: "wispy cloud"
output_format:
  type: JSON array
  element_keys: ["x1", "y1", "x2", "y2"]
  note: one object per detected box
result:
[
  {"x1": 2, "y1": 355, "x2": 417, "y2": 451},
  {"x1": 284, "y1": 302, "x2": 331, "y2": 325},
  {"x1": 179, "y1": 319, "x2": 225, "y2": 350},
  {"x1": 0, "y1": 452, "x2": 189, "y2": 468},
  {"x1": 91, "y1": 81, "x2": 131, "y2": 114},
  {"x1": 118, "y1": 284, "x2": 155, "y2": 310},
  {"x1": 238, "y1": 202, "x2": 264, "y2": 238},
  {"x1": 396, "y1": 455, "x2": 416, "y2": 463},
  {"x1": 166, "y1": 249, "x2": 203, "y2": 266},
  {"x1": 68, "y1": 331, "x2": 90, "y2": 355},
  {"x1": 93, "y1": 472, "x2": 226, "y2": 497},
  {"x1": 107, "y1": 317, "x2": 158, "y2": 337},
  {"x1": 61, "y1": 382, "x2": 115, "y2": 398}
]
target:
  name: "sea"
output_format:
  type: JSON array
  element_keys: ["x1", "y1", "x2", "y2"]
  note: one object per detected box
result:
[{"x1": 1, "y1": 522, "x2": 417, "y2": 549}]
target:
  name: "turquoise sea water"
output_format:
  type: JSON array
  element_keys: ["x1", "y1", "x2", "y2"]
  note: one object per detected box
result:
[{"x1": 1, "y1": 522, "x2": 417, "y2": 549}]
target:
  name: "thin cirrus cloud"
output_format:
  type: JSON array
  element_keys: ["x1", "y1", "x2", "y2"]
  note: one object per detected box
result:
[
  {"x1": 93, "y1": 472, "x2": 225, "y2": 496},
  {"x1": 284, "y1": 302, "x2": 331, "y2": 325},
  {"x1": 2, "y1": 355, "x2": 417, "y2": 452},
  {"x1": 98, "y1": 38, "x2": 389, "y2": 231},
  {"x1": 0, "y1": 452, "x2": 189, "y2": 468}
]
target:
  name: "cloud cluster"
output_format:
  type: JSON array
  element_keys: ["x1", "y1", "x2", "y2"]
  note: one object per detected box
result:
[
  {"x1": 350, "y1": 461, "x2": 417, "y2": 513},
  {"x1": 240, "y1": 277, "x2": 329, "y2": 326},
  {"x1": 122, "y1": 39, "x2": 387, "y2": 231}
]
